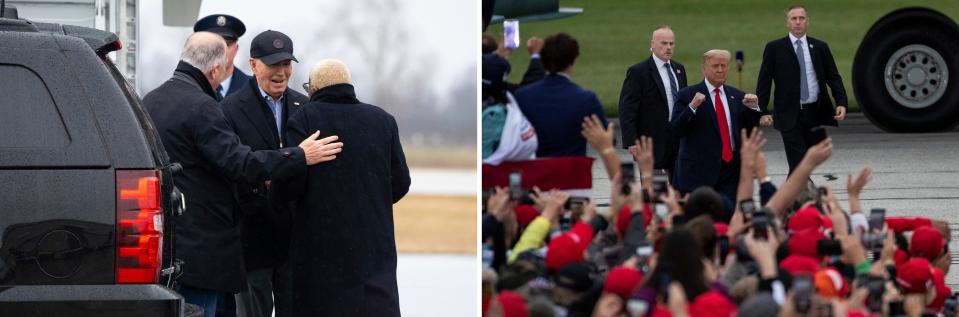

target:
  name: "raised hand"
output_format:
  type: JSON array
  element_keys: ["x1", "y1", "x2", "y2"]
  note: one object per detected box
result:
[
  {"x1": 541, "y1": 189, "x2": 570, "y2": 222},
  {"x1": 739, "y1": 127, "x2": 767, "y2": 171},
  {"x1": 847, "y1": 167, "x2": 872, "y2": 198},
  {"x1": 486, "y1": 186, "x2": 513, "y2": 221},
  {"x1": 526, "y1": 37, "x2": 543, "y2": 55},
  {"x1": 581, "y1": 114, "x2": 614, "y2": 153},
  {"x1": 633, "y1": 136, "x2": 655, "y2": 177},
  {"x1": 802, "y1": 137, "x2": 833, "y2": 167}
]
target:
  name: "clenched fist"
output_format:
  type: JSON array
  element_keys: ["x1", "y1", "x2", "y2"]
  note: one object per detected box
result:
[
  {"x1": 743, "y1": 94, "x2": 759, "y2": 107},
  {"x1": 690, "y1": 92, "x2": 707, "y2": 110}
]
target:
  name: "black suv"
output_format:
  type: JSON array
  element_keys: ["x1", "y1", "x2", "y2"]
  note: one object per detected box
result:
[{"x1": 0, "y1": 8, "x2": 187, "y2": 317}]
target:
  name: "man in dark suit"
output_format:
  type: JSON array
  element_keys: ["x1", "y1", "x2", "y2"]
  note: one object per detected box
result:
[
  {"x1": 619, "y1": 25, "x2": 688, "y2": 173},
  {"x1": 757, "y1": 5, "x2": 848, "y2": 174},
  {"x1": 143, "y1": 32, "x2": 341, "y2": 317},
  {"x1": 515, "y1": 32, "x2": 607, "y2": 157},
  {"x1": 282, "y1": 59, "x2": 410, "y2": 316},
  {"x1": 194, "y1": 14, "x2": 252, "y2": 100},
  {"x1": 221, "y1": 30, "x2": 307, "y2": 317},
  {"x1": 671, "y1": 50, "x2": 763, "y2": 217}
]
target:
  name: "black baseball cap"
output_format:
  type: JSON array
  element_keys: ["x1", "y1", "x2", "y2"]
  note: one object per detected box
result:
[
  {"x1": 194, "y1": 14, "x2": 246, "y2": 42},
  {"x1": 250, "y1": 30, "x2": 297, "y2": 65}
]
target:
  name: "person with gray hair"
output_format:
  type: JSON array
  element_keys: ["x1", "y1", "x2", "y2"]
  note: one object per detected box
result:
[
  {"x1": 143, "y1": 31, "x2": 343, "y2": 317},
  {"x1": 279, "y1": 58, "x2": 410, "y2": 316}
]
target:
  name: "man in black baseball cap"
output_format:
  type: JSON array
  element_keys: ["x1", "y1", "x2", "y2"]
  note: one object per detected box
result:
[
  {"x1": 221, "y1": 29, "x2": 306, "y2": 317},
  {"x1": 194, "y1": 14, "x2": 250, "y2": 101}
]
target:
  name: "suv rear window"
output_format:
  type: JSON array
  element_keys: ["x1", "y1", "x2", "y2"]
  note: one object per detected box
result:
[{"x1": 0, "y1": 64, "x2": 69, "y2": 148}]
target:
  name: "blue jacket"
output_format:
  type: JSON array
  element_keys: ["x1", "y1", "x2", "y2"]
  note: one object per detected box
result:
[
  {"x1": 515, "y1": 74, "x2": 607, "y2": 157},
  {"x1": 670, "y1": 81, "x2": 761, "y2": 193}
]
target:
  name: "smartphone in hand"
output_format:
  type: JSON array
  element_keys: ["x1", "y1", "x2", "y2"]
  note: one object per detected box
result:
[{"x1": 503, "y1": 20, "x2": 520, "y2": 49}]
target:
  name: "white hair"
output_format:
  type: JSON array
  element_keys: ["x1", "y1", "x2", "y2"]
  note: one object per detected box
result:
[
  {"x1": 180, "y1": 32, "x2": 227, "y2": 74},
  {"x1": 309, "y1": 59, "x2": 353, "y2": 93}
]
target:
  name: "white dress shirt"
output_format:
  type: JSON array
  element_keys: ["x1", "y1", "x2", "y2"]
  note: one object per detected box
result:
[
  {"x1": 789, "y1": 33, "x2": 820, "y2": 104},
  {"x1": 219, "y1": 73, "x2": 234, "y2": 99},
  {"x1": 704, "y1": 81, "x2": 734, "y2": 147},
  {"x1": 652, "y1": 55, "x2": 679, "y2": 120}
]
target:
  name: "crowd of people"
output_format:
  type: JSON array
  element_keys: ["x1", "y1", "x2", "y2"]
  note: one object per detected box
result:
[
  {"x1": 483, "y1": 121, "x2": 955, "y2": 317},
  {"x1": 481, "y1": 5, "x2": 954, "y2": 317}
]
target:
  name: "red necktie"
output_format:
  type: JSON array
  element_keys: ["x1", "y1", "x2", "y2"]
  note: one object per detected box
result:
[{"x1": 714, "y1": 88, "x2": 732, "y2": 162}]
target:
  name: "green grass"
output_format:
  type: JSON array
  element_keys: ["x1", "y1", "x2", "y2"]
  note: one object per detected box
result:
[{"x1": 489, "y1": 0, "x2": 959, "y2": 117}]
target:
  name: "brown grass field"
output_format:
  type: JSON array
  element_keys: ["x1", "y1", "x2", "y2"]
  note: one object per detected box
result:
[
  {"x1": 403, "y1": 146, "x2": 476, "y2": 169},
  {"x1": 394, "y1": 194, "x2": 476, "y2": 254}
]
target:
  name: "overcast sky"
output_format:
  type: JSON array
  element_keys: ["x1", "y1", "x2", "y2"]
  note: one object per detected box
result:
[{"x1": 138, "y1": 0, "x2": 477, "y2": 99}]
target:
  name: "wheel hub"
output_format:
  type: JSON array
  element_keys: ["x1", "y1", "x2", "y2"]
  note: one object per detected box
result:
[{"x1": 883, "y1": 44, "x2": 949, "y2": 109}]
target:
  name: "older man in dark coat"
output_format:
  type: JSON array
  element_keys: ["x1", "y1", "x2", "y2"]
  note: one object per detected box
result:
[
  {"x1": 143, "y1": 32, "x2": 342, "y2": 317},
  {"x1": 282, "y1": 59, "x2": 410, "y2": 316},
  {"x1": 222, "y1": 30, "x2": 308, "y2": 317}
]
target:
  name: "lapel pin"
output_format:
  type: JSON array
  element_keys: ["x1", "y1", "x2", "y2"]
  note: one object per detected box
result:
[
  {"x1": 294, "y1": 102, "x2": 300, "y2": 106},
  {"x1": 676, "y1": 69, "x2": 682, "y2": 74},
  {"x1": 809, "y1": 44, "x2": 814, "y2": 49}
]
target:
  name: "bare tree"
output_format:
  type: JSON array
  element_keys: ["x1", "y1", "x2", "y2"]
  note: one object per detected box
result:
[{"x1": 308, "y1": 0, "x2": 433, "y2": 109}]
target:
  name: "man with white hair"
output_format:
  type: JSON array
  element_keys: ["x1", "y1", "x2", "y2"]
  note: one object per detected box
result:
[
  {"x1": 221, "y1": 30, "x2": 307, "y2": 317},
  {"x1": 143, "y1": 31, "x2": 342, "y2": 317},
  {"x1": 280, "y1": 59, "x2": 410, "y2": 316},
  {"x1": 670, "y1": 49, "x2": 763, "y2": 219}
]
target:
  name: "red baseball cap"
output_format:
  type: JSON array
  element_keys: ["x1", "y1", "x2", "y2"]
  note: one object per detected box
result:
[
  {"x1": 603, "y1": 266, "x2": 644, "y2": 298},
  {"x1": 545, "y1": 222, "x2": 594, "y2": 270},
  {"x1": 787, "y1": 206, "x2": 824, "y2": 234},
  {"x1": 896, "y1": 257, "x2": 934, "y2": 294},
  {"x1": 910, "y1": 225, "x2": 946, "y2": 260},
  {"x1": 788, "y1": 230, "x2": 826, "y2": 258},
  {"x1": 498, "y1": 291, "x2": 529, "y2": 317},
  {"x1": 687, "y1": 290, "x2": 737, "y2": 317},
  {"x1": 780, "y1": 255, "x2": 821, "y2": 275}
]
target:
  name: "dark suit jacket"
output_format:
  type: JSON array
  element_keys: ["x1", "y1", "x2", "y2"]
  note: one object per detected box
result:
[
  {"x1": 225, "y1": 67, "x2": 252, "y2": 96},
  {"x1": 670, "y1": 82, "x2": 762, "y2": 193},
  {"x1": 618, "y1": 56, "x2": 688, "y2": 168},
  {"x1": 222, "y1": 78, "x2": 308, "y2": 270},
  {"x1": 506, "y1": 56, "x2": 547, "y2": 91},
  {"x1": 756, "y1": 36, "x2": 848, "y2": 131},
  {"x1": 515, "y1": 74, "x2": 608, "y2": 157},
  {"x1": 282, "y1": 84, "x2": 410, "y2": 316},
  {"x1": 143, "y1": 62, "x2": 306, "y2": 292}
]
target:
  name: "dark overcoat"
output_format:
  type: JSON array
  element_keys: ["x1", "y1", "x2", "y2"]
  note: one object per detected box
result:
[
  {"x1": 282, "y1": 84, "x2": 411, "y2": 316},
  {"x1": 143, "y1": 62, "x2": 306, "y2": 292}
]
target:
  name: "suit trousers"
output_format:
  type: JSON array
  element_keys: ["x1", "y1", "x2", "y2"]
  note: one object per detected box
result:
[
  {"x1": 780, "y1": 104, "x2": 822, "y2": 174},
  {"x1": 235, "y1": 261, "x2": 292, "y2": 317},
  {"x1": 715, "y1": 158, "x2": 740, "y2": 222}
]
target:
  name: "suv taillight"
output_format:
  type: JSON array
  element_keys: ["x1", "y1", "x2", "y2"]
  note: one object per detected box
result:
[{"x1": 116, "y1": 169, "x2": 163, "y2": 283}]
